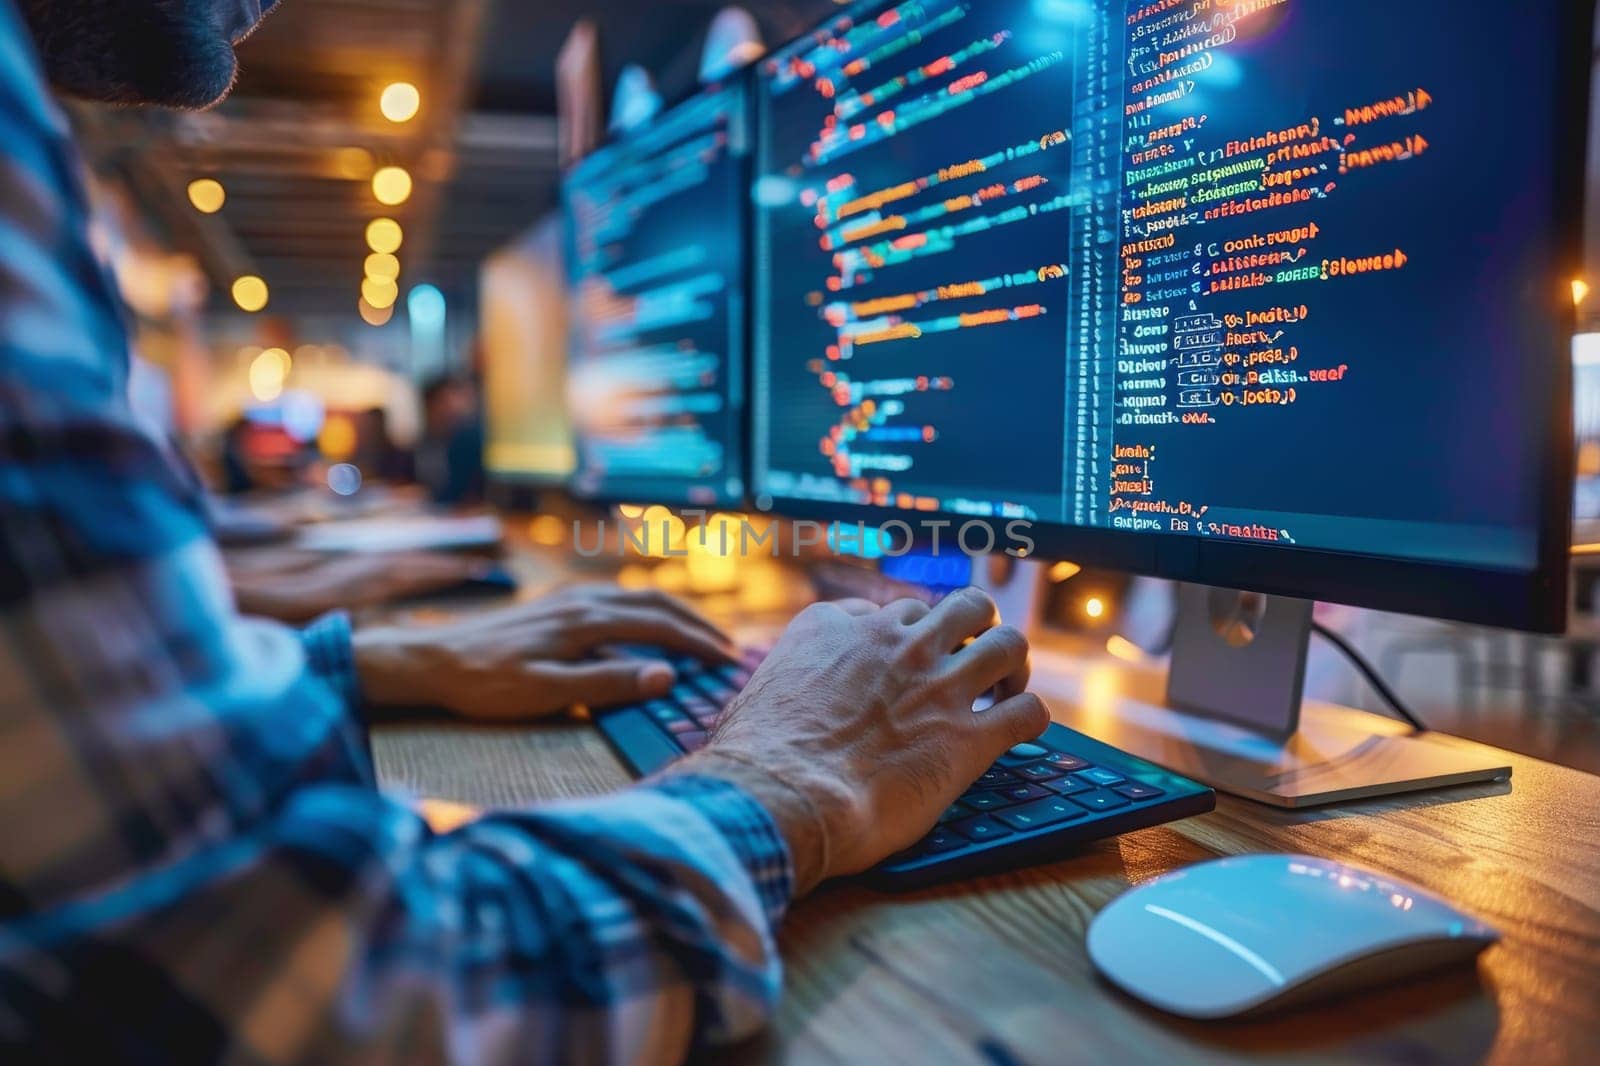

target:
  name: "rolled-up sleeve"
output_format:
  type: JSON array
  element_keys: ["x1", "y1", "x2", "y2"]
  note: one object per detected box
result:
[{"x1": 298, "y1": 610, "x2": 358, "y2": 706}]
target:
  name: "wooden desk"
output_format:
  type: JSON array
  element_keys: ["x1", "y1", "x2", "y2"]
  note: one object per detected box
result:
[{"x1": 372, "y1": 632, "x2": 1600, "y2": 1066}]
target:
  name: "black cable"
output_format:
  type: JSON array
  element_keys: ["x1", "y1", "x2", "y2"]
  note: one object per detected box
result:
[{"x1": 1310, "y1": 620, "x2": 1427, "y2": 733}]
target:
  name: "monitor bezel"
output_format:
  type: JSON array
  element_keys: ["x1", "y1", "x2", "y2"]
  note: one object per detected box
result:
[
  {"x1": 746, "y1": 0, "x2": 1589, "y2": 634},
  {"x1": 560, "y1": 67, "x2": 757, "y2": 510}
]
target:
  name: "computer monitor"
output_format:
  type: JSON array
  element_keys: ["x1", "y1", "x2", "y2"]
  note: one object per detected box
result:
[
  {"x1": 751, "y1": 0, "x2": 1586, "y2": 636},
  {"x1": 482, "y1": 215, "x2": 577, "y2": 487},
  {"x1": 563, "y1": 72, "x2": 752, "y2": 506}
]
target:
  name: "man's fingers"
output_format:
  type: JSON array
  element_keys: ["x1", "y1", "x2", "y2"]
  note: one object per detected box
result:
[
  {"x1": 828, "y1": 597, "x2": 881, "y2": 617},
  {"x1": 881, "y1": 598, "x2": 931, "y2": 625},
  {"x1": 405, "y1": 555, "x2": 487, "y2": 587},
  {"x1": 599, "y1": 587, "x2": 732, "y2": 644},
  {"x1": 948, "y1": 623, "x2": 1031, "y2": 700},
  {"x1": 918, "y1": 586, "x2": 999, "y2": 647},
  {"x1": 528, "y1": 660, "x2": 676, "y2": 711},
  {"x1": 576, "y1": 606, "x2": 736, "y2": 663},
  {"x1": 965, "y1": 692, "x2": 1052, "y2": 770}
]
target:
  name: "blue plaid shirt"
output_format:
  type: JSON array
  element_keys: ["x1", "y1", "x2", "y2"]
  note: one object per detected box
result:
[{"x1": 0, "y1": 3, "x2": 792, "y2": 1060}]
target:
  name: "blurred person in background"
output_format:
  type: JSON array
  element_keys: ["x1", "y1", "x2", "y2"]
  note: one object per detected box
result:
[
  {"x1": 0, "y1": 3, "x2": 1045, "y2": 1064},
  {"x1": 415, "y1": 370, "x2": 485, "y2": 506},
  {"x1": 351, "y1": 404, "x2": 415, "y2": 485}
]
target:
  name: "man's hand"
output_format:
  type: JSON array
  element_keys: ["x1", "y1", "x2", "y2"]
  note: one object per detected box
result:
[
  {"x1": 353, "y1": 585, "x2": 734, "y2": 719},
  {"x1": 229, "y1": 549, "x2": 494, "y2": 623},
  {"x1": 674, "y1": 588, "x2": 1049, "y2": 893}
]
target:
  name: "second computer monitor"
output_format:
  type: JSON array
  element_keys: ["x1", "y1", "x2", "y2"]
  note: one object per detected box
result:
[
  {"x1": 751, "y1": 0, "x2": 1582, "y2": 630},
  {"x1": 563, "y1": 75, "x2": 751, "y2": 507}
]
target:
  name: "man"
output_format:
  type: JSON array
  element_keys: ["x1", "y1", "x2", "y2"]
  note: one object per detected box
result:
[
  {"x1": 414, "y1": 372, "x2": 485, "y2": 506},
  {"x1": 0, "y1": 2, "x2": 1048, "y2": 1063}
]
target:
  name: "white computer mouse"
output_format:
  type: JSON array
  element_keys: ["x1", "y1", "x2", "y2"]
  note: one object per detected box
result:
[{"x1": 1086, "y1": 854, "x2": 1498, "y2": 1019}]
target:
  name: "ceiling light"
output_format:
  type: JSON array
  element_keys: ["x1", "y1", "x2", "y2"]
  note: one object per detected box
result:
[
  {"x1": 372, "y1": 166, "x2": 412, "y2": 206},
  {"x1": 365, "y1": 218, "x2": 403, "y2": 254},
  {"x1": 364, "y1": 252, "x2": 400, "y2": 280},
  {"x1": 380, "y1": 82, "x2": 421, "y2": 123},
  {"x1": 231, "y1": 275, "x2": 268, "y2": 312},
  {"x1": 187, "y1": 178, "x2": 225, "y2": 213}
]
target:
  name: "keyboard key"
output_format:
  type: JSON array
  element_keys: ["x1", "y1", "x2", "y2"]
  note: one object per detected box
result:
[
  {"x1": 693, "y1": 676, "x2": 738, "y2": 704},
  {"x1": 598, "y1": 708, "x2": 682, "y2": 775},
  {"x1": 678, "y1": 730, "x2": 709, "y2": 752},
  {"x1": 915, "y1": 828, "x2": 965, "y2": 856},
  {"x1": 938, "y1": 802, "x2": 970, "y2": 824},
  {"x1": 1003, "y1": 741, "x2": 1050, "y2": 761},
  {"x1": 995, "y1": 796, "x2": 1087, "y2": 832},
  {"x1": 961, "y1": 789, "x2": 1016, "y2": 812},
  {"x1": 999, "y1": 783, "x2": 1052, "y2": 803},
  {"x1": 976, "y1": 767, "x2": 1019, "y2": 788},
  {"x1": 950, "y1": 815, "x2": 1015, "y2": 843},
  {"x1": 1067, "y1": 789, "x2": 1131, "y2": 813},
  {"x1": 1079, "y1": 767, "x2": 1126, "y2": 787},
  {"x1": 682, "y1": 704, "x2": 720, "y2": 727},
  {"x1": 644, "y1": 701, "x2": 686, "y2": 725},
  {"x1": 1015, "y1": 763, "x2": 1065, "y2": 782},
  {"x1": 664, "y1": 718, "x2": 699, "y2": 734},
  {"x1": 1044, "y1": 776, "x2": 1093, "y2": 797},
  {"x1": 1045, "y1": 753, "x2": 1090, "y2": 772},
  {"x1": 1114, "y1": 782, "x2": 1166, "y2": 801}
]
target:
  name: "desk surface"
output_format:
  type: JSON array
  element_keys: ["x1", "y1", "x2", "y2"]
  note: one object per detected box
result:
[
  {"x1": 372, "y1": 654, "x2": 1600, "y2": 1066},
  {"x1": 367, "y1": 535, "x2": 1600, "y2": 1064}
]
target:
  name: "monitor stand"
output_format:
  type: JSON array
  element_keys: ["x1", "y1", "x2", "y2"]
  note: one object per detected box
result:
[{"x1": 1032, "y1": 583, "x2": 1513, "y2": 808}]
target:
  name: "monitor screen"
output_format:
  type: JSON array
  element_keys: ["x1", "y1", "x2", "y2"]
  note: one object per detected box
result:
[
  {"x1": 752, "y1": 0, "x2": 1582, "y2": 629},
  {"x1": 564, "y1": 75, "x2": 751, "y2": 506},
  {"x1": 482, "y1": 215, "x2": 576, "y2": 485}
]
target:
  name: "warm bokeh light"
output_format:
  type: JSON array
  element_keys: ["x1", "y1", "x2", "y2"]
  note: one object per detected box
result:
[
  {"x1": 1048, "y1": 560, "x2": 1082, "y2": 583},
  {"x1": 364, "y1": 252, "x2": 400, "y2": 280},
  {"x1": 231, "y1": 275, "x2": 269, "y2": 312},
  {"x1": 529, "y1": 515, "x2": 566, "y2": 547},
  {"x1": 1105, "y1": 635, "x2": 1145, "y2": 664},
  {"x1": 187, "y1": 178, "x2": 225, "y2": 213},
  {"x1": 637, "y1": 505, "x2": 687, "y2": 558},
  {"x1": 371, "y1": 166, "x2": 412, "y2": 206},
  {"x1": 1084, "y1": 596, "x2": 1106, "y2": 620},
  {"x1": 414, "y1": 798, "x2": 480, "y2": 833},
  {"x1": 380, "y1": 81, "x2": 421, "y2": 123},
  {"x1": 361, "y1": 275, "x2": 399, "y2": 309},
  {"x1": 248, "y1": 347, "x2": 291, "y2": 402},
  {"x1": 318, "y1": 413, "x2": 358, "y2": 459},
  {"x1": 616, "y1": 564, "x2": 652, "y2": 590},
  {"x1": 1574, "y1": 278, "x2": 1590, "y2": 307},
  {"x1": 366, "y1": 217, "x2": 403, "y2": 254},
  {"x1": 334, "y1": 146, "x2": 373, "y2": 179},
  {"x1": 652, "y1": 561, "x2": 690, "y2": 593},
  {"x1": 358, "y1": 296, "x2": 394, "y2": 326},
  {"x1": 617, "y1": 504, "x2": 645, "y2": 519},
  {"x1": 686, "y1": 513, "x2": 742, "y2": 593}
]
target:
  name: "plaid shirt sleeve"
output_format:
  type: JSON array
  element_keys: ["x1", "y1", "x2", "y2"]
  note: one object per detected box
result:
[
  {"x1": 299, "y1": 611, "x2": 359, "y2": 706},
  {"x1": 0, "y1": 4, "x2": 794, "y2": 1062}
]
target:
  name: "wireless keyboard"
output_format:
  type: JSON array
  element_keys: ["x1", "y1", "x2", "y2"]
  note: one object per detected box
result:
[{"x1": 594, "y1": 647, "x2": 1217, "y2": 889}]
